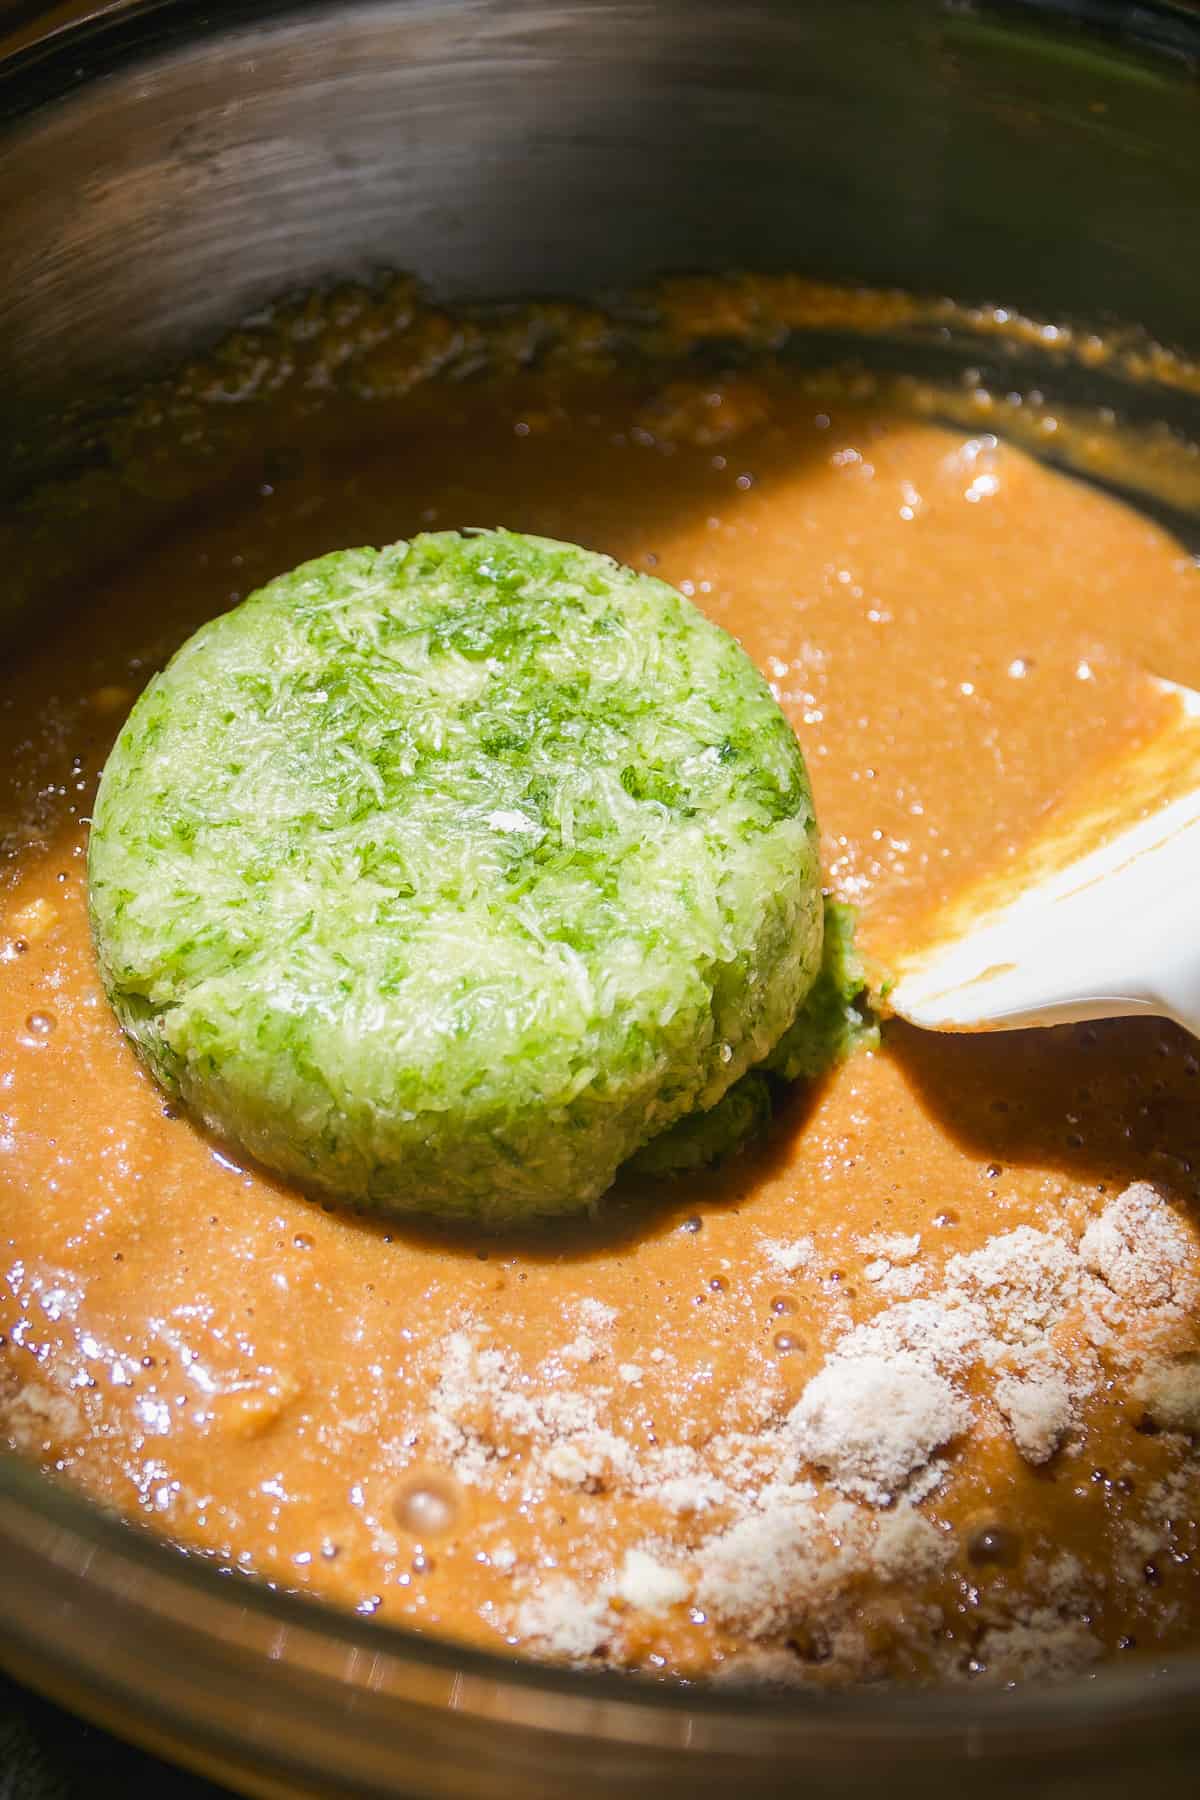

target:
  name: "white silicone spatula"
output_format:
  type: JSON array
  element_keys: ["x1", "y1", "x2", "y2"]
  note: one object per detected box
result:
[{"x1": 887, "y1": 678, "x2": 1200, "y2": 1040}]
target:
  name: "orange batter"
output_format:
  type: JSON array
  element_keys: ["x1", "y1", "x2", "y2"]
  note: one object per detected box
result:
[{"x1": 2, "y1": 314, "x2": 1199, "y2": 1686}]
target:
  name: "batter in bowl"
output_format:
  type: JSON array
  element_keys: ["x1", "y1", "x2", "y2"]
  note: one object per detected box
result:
[{"x1": 2, "y1": 284, "x2": 1198, "y2": 1685}]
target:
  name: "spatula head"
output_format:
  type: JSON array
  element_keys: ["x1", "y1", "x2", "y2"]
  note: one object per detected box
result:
[{"x1": 887, "y1": 679, "x2": 1200, "y2": 1037}]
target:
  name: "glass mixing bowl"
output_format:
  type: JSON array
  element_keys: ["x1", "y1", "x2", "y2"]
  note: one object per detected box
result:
[{"x1": 2, "y1": 3, "x2": 1200, "y2": 1794}]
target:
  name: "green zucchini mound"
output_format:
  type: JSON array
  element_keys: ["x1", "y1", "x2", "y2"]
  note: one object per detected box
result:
[
  {"x1": 88, "y1": 530, "x2": 823, "y2": 1223},
  {"x1": 633, "y1": 900, "x2": 878, "y2": 1178},
  {"x1": 766, "y1": 899, "x2": 877, "y2": 1082}
]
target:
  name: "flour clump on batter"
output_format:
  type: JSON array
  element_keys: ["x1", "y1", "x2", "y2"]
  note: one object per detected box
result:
[{"x1": 87, "y1": 529, "x2": 823, "y2": 1221}]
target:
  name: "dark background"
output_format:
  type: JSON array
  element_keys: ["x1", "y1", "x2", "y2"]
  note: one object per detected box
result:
[{"x1": 0, "y1": 1672, "x2": 225, "y2": 1799}]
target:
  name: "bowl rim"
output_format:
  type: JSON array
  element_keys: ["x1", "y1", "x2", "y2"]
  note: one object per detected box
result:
[{"x1": 6, "y1": 1447, "x2": 1200, "y2": 1755}]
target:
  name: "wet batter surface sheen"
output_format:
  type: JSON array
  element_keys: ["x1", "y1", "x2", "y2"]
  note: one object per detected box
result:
[{"x1": 2, "y1": 347, "x2": 1200, "y2": 1687}]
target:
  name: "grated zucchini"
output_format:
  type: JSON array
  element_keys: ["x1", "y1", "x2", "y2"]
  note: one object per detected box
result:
[{"x1": 89, "y1": 530, "x2": 823, "y2": 1223}]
